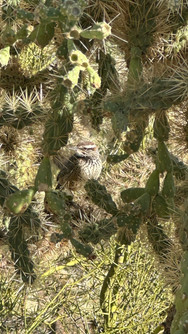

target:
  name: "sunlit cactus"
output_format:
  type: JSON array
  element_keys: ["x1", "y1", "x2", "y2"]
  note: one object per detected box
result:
[{"x1": 5, "y1": 187, "x2": 36, "y2": 215}]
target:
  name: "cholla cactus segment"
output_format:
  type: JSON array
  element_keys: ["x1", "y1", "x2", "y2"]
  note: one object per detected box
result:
[
  {"x1": 147, "y1": 218, "x2": 173, "y2": 259},
  {"x1": 116, "y1": 213, "x2": 141, "y2": 235},
  {"x1": 123, "y1": 125, "x2": 145, "y2": 154},
  {"x1": 162, "y1": 172, "x2": 176, "y2": 199},
  {"x1": 70, "y1": 238, "x2": 93, "y2": 257},
  {"x1": 157, "y1": 141, "x2": 173, "y2": 173},
  {"x1": 85, "y1": 180, "x2": 118, "y2": 215},
  {"x1": 42, "y1": 109, "x2": 73, "y2": 155},
  {"x1": 0, "y1": 101, "x2": 43, "y2": 130},
  {"x1": 16, "y1": 8, "x2": 34, "y2": 21},
  {"x1": 60, "y1": 0, "x2": 87, "y2": 20},
  {"x1": 0, "y1": 46, "x2": 10, "y2": 67},
  {"x1": 111, "y1": 110, "x2": 128, "y2": 138},
  {"x1": 153, "y1": 111, "x2": 170, "y2": 142},
  {"x1": 59, "y1": 216, "x2": 73, "y2": 239},
  {"x1": 5, "y1": 187, "x2": 36, "y2": 215},
  {"x1": 18, "y1": 42, "x2": 55, "y2": 77},
  {"x1": 69, "y1": 50, "x2": 89, "y2": 68},
  {"x1": 35, "y1": 157, "x2": 52, "y2": 192},
  {"x1": 8, "y1": 216, "x2": 36, "y2": 283},
  {"x1": 171, "y1": 251, "x2": 188, "y2": 334},
  {"x1": 80, "y1": 22, "x2": 111, "y2": 40},
  {"x1": 121, "y1": 188, "x2": 146, "y2": 203},
  {"x1": 0, "y1": 170, "x2": 18, "y2": 207},
  {"x1": 29, "y1": 22, "x2": 56, "y2": 48},
  {"x1": 85, "y1": 65, "x2": 101, "y2": 93},
  {"x1": 79, "y1": 219, "x2": 117, "y2": 245},
  {"x1": 128, "y1": 46, "x2": 142, "y2": 83},
  {"x1": 44, "y1": 191, "x2": 66, "y2": 216},
  {"x1": 152, "y1": 194, "x2": 170, "y2": 219},
  {"x1": 63, "y1": 65, "x2": 81, "y2": 88},
  {"x1": 145, "y1": 169, "x2": 160, "y2": 196},
  {"x1": 97, "y1": 50, "x2": 120, "y2": 93},
  {"x1": 134, "y1": 192, "x2": 151, "y2": 215}
]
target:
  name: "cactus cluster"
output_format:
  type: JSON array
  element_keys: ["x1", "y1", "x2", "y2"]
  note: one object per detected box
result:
[{"x1": 0, "y1": 0, "x2": 187, "y2": 332}]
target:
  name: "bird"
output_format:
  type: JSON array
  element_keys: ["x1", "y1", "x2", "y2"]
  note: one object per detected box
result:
[{"x1": 55, "y1": 141, "x2": 102, "y2": 190}]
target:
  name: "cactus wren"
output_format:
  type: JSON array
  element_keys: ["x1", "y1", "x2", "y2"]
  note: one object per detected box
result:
[{"x1": 56, "y1": 141, "x2": 102, "y2": 189}]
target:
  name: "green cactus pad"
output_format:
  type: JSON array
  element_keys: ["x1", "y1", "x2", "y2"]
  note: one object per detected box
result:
[
  {"x1": 111, "y1": 110, "x2": 128, "y2": 137},
  {"x1": 59, "y1": 216, "x2": 73, "y2": 239},
  {"x1": 153, "y1": 111, "x2": 170, "y2": 141},
  {"x1": 134, "y1": 192, "x2": 151, "y2": 215},
  {"x1": 35, "y1": 156, "x2": 52, "y2": 192},
  {"x1": 86, "y1": 66, "x2": 101, "y2": 90},
  {"x1": 29, "y1": 22, "x2": 55, "y2": 48},
  {"x1": 85, "y1": 180, "x2": 118, "y2": 215},
  {"x1": 153, "y1": 194, "x2": 170, "y2": 219},
  {"x1": 145, "y1": 169, "x2": 160, "y2": 196},
  {"x1": 70, "y1": 238, "x2": 93, "y2": 257},
  {"x1": 44, "y1": 190, "x2": 66, "y2": 216},
  {"x1": 162, "y1": 172, "x2": 175, "y2": 199},
  {"x1": 157, "y1": 141, "x2": 173, "y2": 173},
  {"x1": 5, "y1": 187, "x2": 36, "y2": 215},
  {"x1": 121, "y1": 187, "x2": 145, "y2": 203},
  {"x1": 80, "y1": 22, "x2": 111, "y2": 40}
]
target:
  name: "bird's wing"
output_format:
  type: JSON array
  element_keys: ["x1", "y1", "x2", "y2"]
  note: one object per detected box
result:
[{"x1": 56, "y1": 155, "x2": 80, "y2": 186}]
